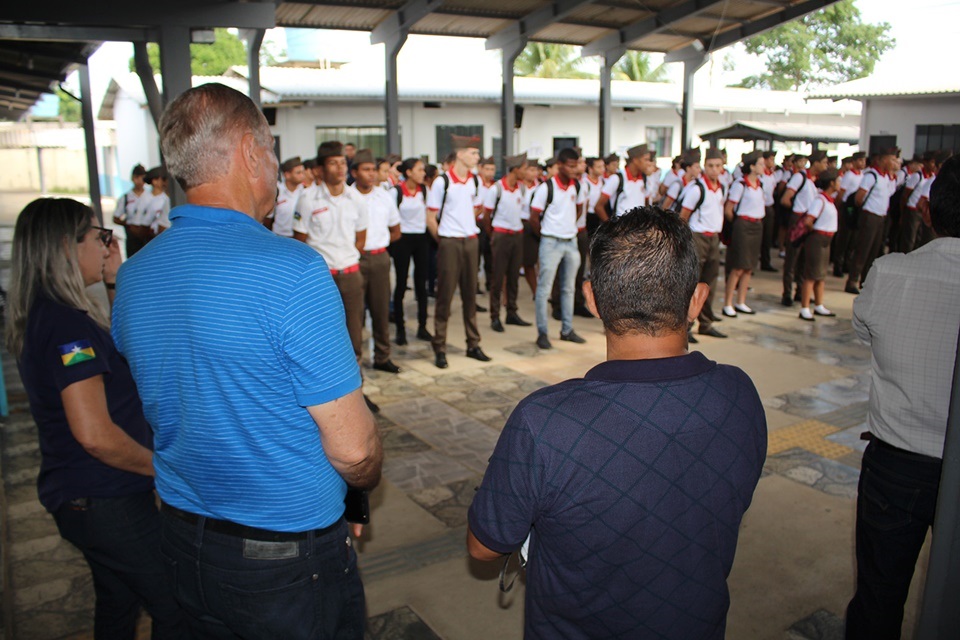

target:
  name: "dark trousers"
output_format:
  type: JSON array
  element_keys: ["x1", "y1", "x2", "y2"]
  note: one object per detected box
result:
[
  {"x1": 759, "y1": 205, "x2": 775, "y2": 268},
  {"x1": 898, "y1": 208, "x2": 923, "y2": 254},
  {"x1": 693, "y1": 232, "x2": 720, "y2": 332},
  {"x1": 333, "y1": 270, "x2": 365, "y2": 369},
  {"x1": 360, "y1": 251, "x2": 391, "y2": 366},
  {"x1": 124, "y1": 232, "x2": 148, "y2": 259},
  {"x1": 160, "y1": 510, "x2": 365, "y2": 639},
  {"x1": 782, "y1": 213, "x2": 804, "y2": 296},
  {"x1": 433, "y1": 236, "x2": 481, "y2": 352},
  {"x1": 489, "y1": 231, "x2": 523, "y2": 321},
  {"x1": 848, "y1": 210, "x2": 886, "y2": 287},
  {"x1": 53, "y1": 492, "x2": 185, "y2": 639},
  {"x1": 478, "y1": 227, "x2": 493, "y2": 290},
  {"x1": 846, "y1": 439, "x2": 941, "y2": 640},
  {"x1": 390, "y1": 233, "x2": 430, "y2": 329},
  {"x1": 834, "y1": 204, "x2": 859, "y2": 274}
]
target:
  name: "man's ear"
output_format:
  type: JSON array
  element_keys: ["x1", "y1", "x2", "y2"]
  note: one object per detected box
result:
[
  {"x1": 583, "y1": 281, "x2": 599, "y2": 318},
  {"x1": 239, "y1": 132, "x2": 260, "y2": 178},
  {"x1": 688, "y1": 283, "x2": 708, "y2": 323}
]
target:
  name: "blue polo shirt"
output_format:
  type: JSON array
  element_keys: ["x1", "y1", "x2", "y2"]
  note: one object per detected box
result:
[
  {"x1": 112, "y1": 204, "x2": 361, "y2": 532},
  {"x1": 468, "y1": 351, "x2": 767, "y2": 639},
  {"x1": 18, "y1": 295, "x2": 154, "y2": 513}
]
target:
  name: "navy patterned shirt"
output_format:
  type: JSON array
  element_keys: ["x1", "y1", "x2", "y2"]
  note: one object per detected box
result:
[{"x1": 469, "y1": 351, "x2": 766, "y2": 639}]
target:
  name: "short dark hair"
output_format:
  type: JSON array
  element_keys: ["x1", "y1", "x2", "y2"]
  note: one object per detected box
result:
[
  {"x1": 589, "y1": 206, "x2": 700, "y2": 336},
  {"x1": 424, "y1": 164, "x2": 438, "y2": 180},
  {"x1": 399, "y1": 156, "x2": 422, "y2": 179},
  {"x1": 930, "y1": 154, "x2": 959, "y2": 238},
  {"x1": 557, "y1": 147, "x2": 580, "y2": 164}
]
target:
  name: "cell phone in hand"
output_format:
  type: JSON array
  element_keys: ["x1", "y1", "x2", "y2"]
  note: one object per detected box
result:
[{"x1": 344, "y1": 487, "x2": 370, "y2": 525}]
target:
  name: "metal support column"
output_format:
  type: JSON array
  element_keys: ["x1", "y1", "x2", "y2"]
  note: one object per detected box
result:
[
  {"x1": 917, "y1": 322, "x2": 960, "y2": 639},
  {"x1": 680, "y1": 53, "x2": 708, "y2": 150},
  {"x1": 157, "y1": 26, "x2": 192, "y2": 205},
  {"x1": 78, "y1": 63, "x2": 102, "y2": 222},
  {"x1": 598, "y1": 48, "x2": 623, "y2": 156},
  {"x1": 246, "y1": 29, "x2": 265, "y2": 109},
  {"x1": 384, "y1": 33, "x2": 407, "y2": 155},
  {"x1": 500, "y1": 39, "x2": 526, "y2": 156},
  {"x1": 133, "y1": 42, "x2": 163, "y2": 127}
]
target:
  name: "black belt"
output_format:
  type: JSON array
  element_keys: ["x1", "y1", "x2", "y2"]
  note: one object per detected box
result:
[
  {"x1": 870, "y1": 436, "x2": 941, "y2": 465},
  {"x1": 161, "y1": 502, "x2": 340, "y2": 542}
]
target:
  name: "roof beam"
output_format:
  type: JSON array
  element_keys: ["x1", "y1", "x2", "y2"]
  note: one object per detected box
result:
[
  {"x1": 582, "y1": 0, "x2": 724, "y2": 57},
  {"x1": 370, "y1": 0, "x2": 444, "y2": 45},
  {"x1": 0, "y1": 43, "x2": 90, "y2": 65},
  {"x1": 0, "y1": 62, "x2": 67, "y2": 83},
  {"x1": 0, "y1": 24, "x2": 158, "y2": 43},
  {"x1": 0, "y1": 86, "x2": 44, "y2": 99},
  {"x1": 3, "y1": 0, "x2": 276, "y2": 30},
  {"x1": 485, "y1": 0, "x2": 597, "y2": 51},
  {"x1": 0, "y1": 77, "x2": 56, "y2": 93},
  {"x1": 665, "y1": 0, "x2": 840, "y2": 61}
]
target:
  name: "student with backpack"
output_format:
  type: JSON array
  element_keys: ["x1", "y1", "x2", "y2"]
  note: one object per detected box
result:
[
  {"x1": 833, "y1": 151, "x2": 867, "y2": 277},
  {"x1": 846, "y1": 147, "x2": 901, "y2": 293},
  {"x1": 798, "y1": 169, "x2": 841, "y2": 321},
  {"x1": 722, "y1": 151, "x2": 766, "y2": 318},
  {"x1": 595, "y1": 144, "x2": 652, "y2": 221},
  {"x1": 780, "y1": 151, "x2": 826, "y2": 306},
  {"x1": 680, "y1": 147, "x2": 727, "y2": 339},
  {"x1": 661, "y1": 149, "x2": 701, "y2": 212},
  {"x1": 390, "y1": 158, "x2": 433, "y2": 346}
]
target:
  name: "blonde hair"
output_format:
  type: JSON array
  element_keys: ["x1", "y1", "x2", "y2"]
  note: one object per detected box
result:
[{"x1": 5, "y1": 198, "x2": 110, "y2": 358}]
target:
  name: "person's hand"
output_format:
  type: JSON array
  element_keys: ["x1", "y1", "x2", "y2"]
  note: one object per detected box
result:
[
  {"x1": 350, "y1": 523, "x2": 364, "y2": 538},
  {"x1": 103, "y1": 237, "x2": 122, "y2": 283}
]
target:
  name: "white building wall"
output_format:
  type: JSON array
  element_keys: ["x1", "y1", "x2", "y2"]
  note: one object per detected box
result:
[
  {"x1": 861, "y1": 96, "x2": 960, "y2": 157},
  {"x1": 114, "y1": 93, "x2": 159, "y2": 180}
]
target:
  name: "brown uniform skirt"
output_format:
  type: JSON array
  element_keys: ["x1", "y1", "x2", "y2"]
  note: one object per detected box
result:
[
  {"x1": 803, "y1": 232, "x2": 833, "y2": 281},
  {"x1": 726, "y1": 216, "x2": 763, "y2": 271}
]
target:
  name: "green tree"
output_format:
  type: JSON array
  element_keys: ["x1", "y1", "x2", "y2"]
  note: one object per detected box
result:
[
  {"x1": 56, "y1": 87, "x2": 80, "y2": 122},
  {"x1": 738, "y1": 0, "x2": 894, "y2": 90},
  {"x1": 514, "y1": 43, "x2": 596, "y2": 79},
  {"x1": 128, "y1": 28, "x2": 247, "y2": 76},
  {"x1": 611, "y1": 51, "x2": 668, "y2": 82}
]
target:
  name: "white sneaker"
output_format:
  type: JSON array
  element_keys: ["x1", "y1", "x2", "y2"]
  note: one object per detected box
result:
[
  {"x1": 722, "y1": 305, "x2": 737, "y2": 318},
  {"x1": 814, "y1": 305, "x2": 836, "y2": 317},
  {"x1": 799, "y1": 308, "x2": 815, "y2": 321},
  {"x1": 734, "y1": 303, "x2": 756, "y2": 315}
]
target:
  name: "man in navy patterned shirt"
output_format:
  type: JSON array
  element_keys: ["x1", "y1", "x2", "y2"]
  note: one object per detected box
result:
[{"x1": 468, "y1": 206, "x2": 767, "y2": 639}]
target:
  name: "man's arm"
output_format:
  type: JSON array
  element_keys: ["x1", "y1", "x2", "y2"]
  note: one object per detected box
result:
[
  {"x1": 426, "y1": 209, "x2": 440, "y2": 242},
  {"x1": 354, "y1": 230, "x2": 367, "y2": 254},
  {"x1": 467, "y1": 527, "x2": 506, "y2": 561},
  {"x1": 293, "y1": 231, "x2": 309, "y2": 243},
  {"x1": 680, "y1": 207, "x2": 693, "y2": 223},
  {"x1": 594, "y1": 193, "x2": 611, "y2": 222},
  {"x1": 854, "y1": 187, "x2": 869, "y2": 209},
  {"x1": 307, "y1": 388, "x2": 382, "y2": 489},
  {"x1": 780, "y1": 188, "x2": 796, "y2": 209},
  {"x1": 388, "y1": 224, "x2": 401, "y2": 244}
]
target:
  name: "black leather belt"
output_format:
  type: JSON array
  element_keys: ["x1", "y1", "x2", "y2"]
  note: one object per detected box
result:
[{"x1": 161, "y1": 502, "x2": 339, "y2": 542}]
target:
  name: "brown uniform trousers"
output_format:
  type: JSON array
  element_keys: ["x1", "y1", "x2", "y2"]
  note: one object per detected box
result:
[
  {"x1": 360, "y1": 250, "x2": 392, "y2": 366},
  {"x1": 847, "y1": 210, "x2": 886, "y2": 287},
  {"x1": 693, "y1": 232, "x2": 720, "y2": 333},
  {"x1": 489, "y1": 230, "x2": 523, "y2": 321},
  {"x1": 332, "y1": 269, "x2": 365, "y2": 369},
  {"x1": 433, "y1": 236, "x2": 481, "y2": 353}
]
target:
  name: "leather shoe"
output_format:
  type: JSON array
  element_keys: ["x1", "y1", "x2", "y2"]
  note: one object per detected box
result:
[
  {"x1": 395, "y1": 326, "x2": 407, "y2": 346},
  {"x1": 704, "y1": 309, "x2": 722, "y2": 322},
  {"x1": 688, "y1": 332, "x2": 699, "y2": 344},
  {"x1": 698, "y1": 327, "x2": 727, "y2": 339},
  {"x1": 505, "y1": 313, "x2": 531, "y2": 326},
  {"x1": 373, "y1": 360, "x2": 401, "y2": 374},
  {"x1": 476, "y1": 303, "x2": 488, "y2": 312},
  {"x1": 574, "y1": 305, "x2": 594, "y2": 318},
  {"x1": 491, "y1": 318, "x2": 505, "y2": 332},
  {"x1": 832, "y1": 266, "x2": 844, "y2": 278},
  {"x1": 844, "y1": 283, "x2": 860, "y2": 295},
  {"x1": 536, "y1": 334, "x2": 553, "y2": 349},
  {"x1": 434, "y1": 352, "x2": 448, "y2": 369},
  {"x1": 761, "y1": 264, "x2": 778, "y2": 273},
  {"x1": 560, "y1": 330, "x2": 586, "y2": 344},
  {"x1": 466, "y1": 347, "x2": 492, "y2": 362},
  {"x1": 781, "y1": 295, "x2": 793, "y2": 307},
  {"x1": 722, "y1": 307, "x2": 738, "y2": 318},
  {"x1": 416, "y1": 326, "x2": 433, "y2": 341},
  {"x1": 363, "y1": 394, "x2": 380, "y2": 414},
  {"x1": 793, "y1": 291, "x2": 802, "y2": 302}
]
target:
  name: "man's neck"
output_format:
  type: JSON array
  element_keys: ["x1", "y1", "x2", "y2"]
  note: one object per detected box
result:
[
  {"x1": 132, "y1": 185, "x2": 144, "y2": 195},
  {"x1": 354, "y1": 182, "x2": 374, "y2": 194},
  {"x1": 324, "y1": 180, "x2": 345, "y2": 196},
  {"x1": 284, "y1": 178, "x2": 300, "y2": 193},
  {"x1": 453, "y1": 161, "x2": 470, "y2": 181},
  {"x1": 504, "y1": 173, "x2": 518, "y2": 189},
  {"x1": 606, "y1": 331, "x2": 690, "y2": 361}
]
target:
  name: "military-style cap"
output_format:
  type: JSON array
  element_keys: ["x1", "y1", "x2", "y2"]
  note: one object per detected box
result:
[
  {"x1": 353, "y1": 148, "x2": 376, "y2": 166},
  {"x1": 603, "y1": 153, "x2": 620, "y2": 164},
  {"x1": 852, "y1": 151, "x2": 867, "y2": 160},
  {"x1": 316, "y1": 141, "x2": 344, "y2": 162},
  {"x1": 504, "y1": 152, "x2": 528, "y2": 170},
  {"x1": 682, "y1": 148, "x2": 701, "y2": 163},
  {"x1": 304, "y1": 158, "x2": 317, "y2": 170},
  {"x1": 451, "y1": 134, "x2": 481, "y2": 150},
  {"x1": 817, "y1": 168, "x2": 840, "y2": 185},
  {"x1": 144, "y1": 166, "x2": 167, "y2": 182},
  {"x1": 878, "y1": 146, "x2": 901, "y2": 157},
  {"x1": 480, "y1": 156, "x2": 496, "y2": 166},
  {"x1": 280, "y1": 156, "x2": 303, "y2": 173},
  {"x1": 705, "y1": 148, "x2": 723, "y2": 161},
  {"x1": 808, "y1": 150, "x2": 828, "y2": 163},
  {"x1": 741, "y1": 150, "x2": 762, "y2": 167},
  {"x1": 842, "y1": 156, "x2": 854, "y2": 164},
  {"x1": 627, "y1": 144, "x2": 650, "y2": 160}
]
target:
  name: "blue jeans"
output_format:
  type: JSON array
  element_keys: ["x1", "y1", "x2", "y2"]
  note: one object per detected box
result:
[
  {"x1": 845, "y1": 439, "x2": 941, "y2": 640},
  {"x1": 53, "y1": 491, "x2": 186, "y2": 639},
  {"x1": 160, "y1": 510, "x2": 366, "y2": 639},
  {"x1": 536, "y1": 235, "x2": 580, "y2": 336}
]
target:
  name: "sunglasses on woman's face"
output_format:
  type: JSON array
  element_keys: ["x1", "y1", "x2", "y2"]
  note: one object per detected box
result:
[{"x1": 90, "y1": 226, "x2": 114, "y2": 247}]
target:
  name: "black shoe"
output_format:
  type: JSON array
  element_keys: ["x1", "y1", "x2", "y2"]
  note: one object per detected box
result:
[
  {"x1": 476, "y1": 303, "x2": 488, "y2": 313},
  {"x1": 491, "y1": 318, "x2": 505, "y2": 332},
  {"x1": 781, "y1": 295, "x2": 793, "y2": 307},
  {"x1": 552, "y1": 307, "x2": 561, "y2": 321},
  {"x1": 698, "y1": 327, "x2": 727, "y2": 339},
  {"x1": 688, "y1": 332, "x2": 699, "y2": 344},
  {"x1": 536, "y1": 334, "x2": 553, "y2": 349},
  {"x1": 364, "y1": 394, "x2": 380, "y2": 414},
  {"x1": 574, "y1": 305, "x2": 594, "y2": 318},
  {"x1": 435, "y1": 352, "x2": 448, "y2": 369},
  {"x1": 793, "y1": 291, "x2": 802, "y2": 302},
  {"x1": 416, "y1": 326, "x2": 433, "y2": 341},
  {"x1": 373, "y1": 360, "x2": 401, "y2": 374},
  {"x1": 844, "y1": 283, "x2": 860, "y2": 295},
  {"x1": 477, "y1": 284, "x2": 484, "y2": 295},
  {"x1": 505, "y1": 313, "x2": 532, "y2": 327},
  {"x1": 466, "y1": 347, "x2": 492, "y2": 362},
  {"x1": 832, "y1": 266, "x2": 844, "y2": 278},
  {"x1": 395, "y1": 326, "x2": 407, "y2": 346},
  {"x1": 761, "y1": 264, "x2": 778, "y2": 273},
  {"x1": 560, "y1": 330, "x2": 586, "y2": 344},
  {"x1": 704, "y1": 310, "x2": 722, "y2": 322},
  {"x1": 388, "y1": 310, "x2": 396, "y2": 324}
]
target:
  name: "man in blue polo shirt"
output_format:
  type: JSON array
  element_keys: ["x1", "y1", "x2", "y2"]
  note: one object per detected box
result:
[
  {"x1": 468, "y1": 206, "x2": 767, "y2": 639},
  {"x1": 112, "y1": 83, "x2": 383, "y2": 638}
]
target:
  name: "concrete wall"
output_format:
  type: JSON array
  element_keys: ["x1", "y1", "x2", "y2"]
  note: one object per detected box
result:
[
  {"x1": 0, "y1": 148, "x2": 89, "y2": 192},
  {"x1": 114, "y1": 92, "x2": 160, "y2": 191},
  {"x1": 861, "y1": 95, "x2": 960, "y2": 157}
]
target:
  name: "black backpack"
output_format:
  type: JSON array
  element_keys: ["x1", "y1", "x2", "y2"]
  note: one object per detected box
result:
[
  {"x1": 669, "y1": 180, "x2": 707, "y2": 215},
  {"x1": 395, "y1": 183, "x2": 427, "y2": 208},
  {"x1": 786, "y1": 172, "x2": 807, "y2": 209},
  {"x1": 531, "y1": 178, "x2": 581, "y2": 220}
]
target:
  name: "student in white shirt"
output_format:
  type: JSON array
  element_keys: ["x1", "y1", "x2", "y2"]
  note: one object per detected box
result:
[
  {"x1": 662, "y1": 150, "x2": 700, "y2": 211},
  {"x1": 352, "y1": 148, "x2": 401, "y2": 375},
  {"x1": 799, "y1": 169, "x2": 841, "y2": 320},
  {"x1": 759, "y1": 151, "x2": 778, "y2": 271},
  {"x1": 780, "y1": 151, "x2": 826, "y2": 306},
  {"x1": 390, "y1": 157, "x2": 432, "y2": 345},
  {"x1": 112, "y1": 164, "x2": 149, "y2": 258},
  {"x1": 265, "y1": 156, "x2": 304, "y2": 238},
  {"x1": 659, "y1": 155, "x2": 684, "y2": 198},
  {"x1": 846, "y1": 147, "x2": 901, "y2": 293},
  {"x1": 722, "y1": 151, "x2": 766, "y2": 318},
  {"x1": 582, "y1": 156, "x2": 605, "y2": 237},
  {"x1": 530, "y1": 147, "x2": 588, "y2": 349},
  {"x1": 595, "y1": 144, "x2": 651, "y2": 221},
  {"x1": 899, "y1": 151, "x2": 934, "y2": 253},
  {"x1": 140, "y1": 167, "x2": 171, "y2": 237},
  {"x1": 477, "y1": 156, "x2": 498, "y2": 300}
]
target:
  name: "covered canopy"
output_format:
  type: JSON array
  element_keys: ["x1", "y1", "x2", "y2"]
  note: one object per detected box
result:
[{"x1": 699, "y1": 119, "x2": 859, "y2": 146}]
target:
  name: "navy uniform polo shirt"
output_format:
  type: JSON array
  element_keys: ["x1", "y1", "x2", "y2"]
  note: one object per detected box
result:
[
  {"x1": 112, "y1": 204, "x2": 361, "y2": 533},
  {"x1": 18, "y1": 296, "x2": 154, "y2": 513},
  {"x1": 469, "y1": 351, "x2": 767, "y2": 639}
]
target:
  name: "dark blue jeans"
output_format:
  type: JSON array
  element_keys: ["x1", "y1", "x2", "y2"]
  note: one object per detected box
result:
[
  {"x1": 159, "y1": 509, "x2": 366, "y2": 639},
  {"x1": 53, "y1": 491, "x2": 186, "y2": 639},
  {"x1": 845, "y1": 439, "x2": 942, "y2": 639}
]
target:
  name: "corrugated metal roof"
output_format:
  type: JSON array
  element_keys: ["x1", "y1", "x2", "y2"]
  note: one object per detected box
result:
[
  {"x1": 807, "y1": 74, "x2": 960, "y2": 100},
  {"x1": 699, "y1": 120, "x2": 860, "y2": 144}
]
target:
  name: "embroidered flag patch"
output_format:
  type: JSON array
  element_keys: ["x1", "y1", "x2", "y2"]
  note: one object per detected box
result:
[{"x1": 58, "y1": 340, "x2": 96, "y2": 367}]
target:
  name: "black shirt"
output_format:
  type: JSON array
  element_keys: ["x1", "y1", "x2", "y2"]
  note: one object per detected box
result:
[{"x1": 18, "y1": 295, "x2": 154, "y2": 512}]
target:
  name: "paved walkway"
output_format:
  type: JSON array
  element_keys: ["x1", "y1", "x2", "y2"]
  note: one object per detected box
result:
[{"x1": 0, "y1": 215, "x2": 932, "y2": 639}]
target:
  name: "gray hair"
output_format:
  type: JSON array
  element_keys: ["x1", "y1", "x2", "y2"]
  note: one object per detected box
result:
[
  {"x1": 5, "y1": 199, "x2": 109, "y2": 357},
  {"x1": 158, "y1": 83, "x2": 274, "y2": 191}
]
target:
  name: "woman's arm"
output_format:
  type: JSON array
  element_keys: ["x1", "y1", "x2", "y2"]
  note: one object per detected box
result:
[{"x1": 103, "y1": 237, "x2": 122, "y2": 308}]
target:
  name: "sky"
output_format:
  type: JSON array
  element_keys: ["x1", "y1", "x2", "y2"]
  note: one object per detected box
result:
[{"x1": 46, "y1": 0, "x2": 960, "y2": 116}]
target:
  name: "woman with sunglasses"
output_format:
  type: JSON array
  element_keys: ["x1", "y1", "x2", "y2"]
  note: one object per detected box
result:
[{"x1": 5, "y1": 198, "x2": 184, "y2": 638}]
